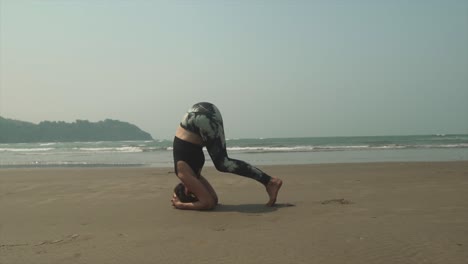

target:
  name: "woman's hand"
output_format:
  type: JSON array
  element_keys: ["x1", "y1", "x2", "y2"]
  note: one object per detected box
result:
[{"x1": 171, "y1": 192, "x2": 182, "y2": 208}]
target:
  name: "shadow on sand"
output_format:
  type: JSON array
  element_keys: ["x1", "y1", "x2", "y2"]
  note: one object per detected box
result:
[{"x1": 214, "y1": 203, "x2": 295, "y2": 214}]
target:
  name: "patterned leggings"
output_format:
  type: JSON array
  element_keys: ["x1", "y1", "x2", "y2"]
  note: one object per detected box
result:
[{"x1": 180, "y1": 102, "x2": 271, "y2": 186}]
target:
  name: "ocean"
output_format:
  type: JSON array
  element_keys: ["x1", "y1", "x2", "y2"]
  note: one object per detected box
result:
[{"x1": 1, "y1": 134, "x2": 467, "y2": 168}]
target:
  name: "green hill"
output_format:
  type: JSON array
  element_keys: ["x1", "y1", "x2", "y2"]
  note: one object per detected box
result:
[{"x1": 0, "y1": 117, "x2": 153, "y2": 143}]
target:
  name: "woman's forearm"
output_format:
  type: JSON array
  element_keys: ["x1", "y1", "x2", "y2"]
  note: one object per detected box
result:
[{"x1": 176, "y1": 200, "x2": 215, "y2": 210}]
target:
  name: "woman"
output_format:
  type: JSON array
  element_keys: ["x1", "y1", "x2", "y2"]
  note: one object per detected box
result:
[{"x1": 171, "y1": 102, "x2": 283, "y2": 210}]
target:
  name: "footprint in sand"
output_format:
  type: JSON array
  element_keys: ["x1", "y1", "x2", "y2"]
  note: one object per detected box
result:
[
  {"x1": 35, "y1": 234, "x2": 81, "y2": 246},
  {"x1": 321, "y1": 198, "x2": 352, "y2": 205}
]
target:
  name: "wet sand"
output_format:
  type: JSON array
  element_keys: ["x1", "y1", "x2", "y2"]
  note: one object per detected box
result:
[{"x1": 1, "y1": 161, "x2": 468, "y2": 264}]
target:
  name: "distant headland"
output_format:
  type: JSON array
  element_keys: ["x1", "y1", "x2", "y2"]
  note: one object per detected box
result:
[{"x1": 0, "y1": 117, "x2": 153, "y2": 143}]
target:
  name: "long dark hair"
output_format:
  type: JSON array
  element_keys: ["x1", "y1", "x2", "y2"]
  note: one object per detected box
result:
[{"x1": 174, "y1": 183, "x2": 198, "y2": 203}]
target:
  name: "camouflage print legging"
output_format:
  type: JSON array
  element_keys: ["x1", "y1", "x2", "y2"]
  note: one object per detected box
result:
[{"x1": 180, "y1": 102, "x2": 271, "y2": 186}]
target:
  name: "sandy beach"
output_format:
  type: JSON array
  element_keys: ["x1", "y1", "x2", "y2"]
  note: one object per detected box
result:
[{"x1": 1, "y1": 161, "x2": 468, "y2": 264}]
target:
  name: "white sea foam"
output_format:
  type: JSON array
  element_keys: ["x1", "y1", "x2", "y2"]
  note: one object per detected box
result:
[
  {"x1": 422, "y1": 143, "x2": 468, "y2": 148},
  {"x1": 316, "y1": 145, "x2": 370, "y2": 150},
  {"x1": 39, "y1": 143, "x2": 56, "y2": 146},
  {"x1": 224, "y1": 144, "x2": 447, "y2": 153},
  {"x1": 78, "y1": 147, "x2": 143, "y2": 153},
  {"x1": 228, "y1": 146, "x2": 316, "y2": 152},
  {"x1": 0, "y1": 148, "x2": 54, "y2": 152}
]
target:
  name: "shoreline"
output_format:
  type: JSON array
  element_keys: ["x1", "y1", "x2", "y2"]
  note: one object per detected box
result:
[
  {"x1": 1, "y1": 159, "x2": 467, "y2": 170},
  {"x1": 2, "y1": 161, "x2": 468, "y2": 264}
]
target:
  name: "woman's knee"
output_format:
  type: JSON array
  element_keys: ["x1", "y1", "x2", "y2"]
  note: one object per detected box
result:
[
  {"x1": 214, "y1": 162, "x2": 229, "y2": 173},
  {"x1": 213, "y1": 157, "x2": 238, "y2": 173}
]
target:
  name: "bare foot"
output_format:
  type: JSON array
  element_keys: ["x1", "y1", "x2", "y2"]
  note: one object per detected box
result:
[{"x1": 266, "y1": 177, "x2": 283, "y2": 206}]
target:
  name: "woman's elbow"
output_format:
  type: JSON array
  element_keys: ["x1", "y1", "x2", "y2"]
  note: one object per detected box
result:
[{"x1": 200, "y1": 198, "x2": 216, "y2": 210}]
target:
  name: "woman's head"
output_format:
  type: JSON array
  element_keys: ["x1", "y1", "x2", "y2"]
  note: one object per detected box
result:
[{"x1": 174, "y1": 183, "x2": 198, "y2": 203}]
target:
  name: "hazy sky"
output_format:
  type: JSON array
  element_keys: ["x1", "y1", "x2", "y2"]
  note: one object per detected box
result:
[{"x1": 1, "y1": 0, "x2": 467, "y2": 139}]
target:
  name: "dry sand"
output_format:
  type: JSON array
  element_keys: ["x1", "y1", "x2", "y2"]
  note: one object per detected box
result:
[{"x1": 1, "y1": 161, "x2": 468, "y2": 264}]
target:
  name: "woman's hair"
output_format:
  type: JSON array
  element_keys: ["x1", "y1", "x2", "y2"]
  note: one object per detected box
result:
[{"x1": 174, "y1": 183, "x2": 199, "y2": 203}]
